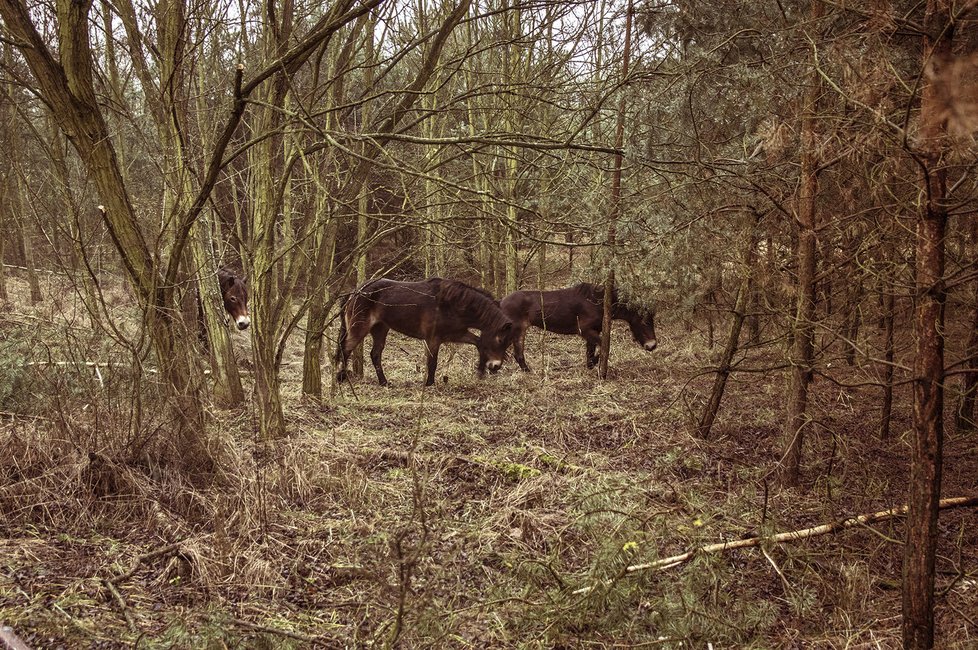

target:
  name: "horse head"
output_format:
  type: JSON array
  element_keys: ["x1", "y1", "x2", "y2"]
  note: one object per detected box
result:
[
  {"x1": 219, "y1": 270, "x2": 251, "y2": 330},
  {"x1": 629, "y1": 307, "x2": 657, "y2": 351},
  {"x1": 477, "y1": 320, "x2": 514, "y2": 375}
]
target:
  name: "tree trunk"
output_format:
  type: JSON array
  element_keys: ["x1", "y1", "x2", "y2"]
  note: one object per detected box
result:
[
  {"x1": 779, "y1": 0, "x2": 822, "y2": 488},
  {"x1": 879, "y1": 279, "x2": 895, "y2": 439},
  {"x1": 191, "y1": 216, "x2": 244, "y2": 407},
  {"x1": 7, "y1": 177, "x2": 41, "y2": 305},
  {"x1": 351, "y1": 16, "x2": 377, "y2": 380},
  {"x1": 302, "y1": 191, "x2": 340, "y2": 399},
  {"x1": 250, "y1": 113, "x2": 290, "y2": 439},
  {"x1": 48, "y1": 120, "x2": 104, "y2": 329},
  {"x1": 844, "y1": 277, "x2": 863, "y2": 366},
  {"x1": 698, "y1": 224, "x2": 757, "y2": 439},
  {"x1": 0, "y1": 187, "x2": 7, "y2": 303},
  {"x1": 598, "y1": 0, "x2": 632, "y2": 379},
  {"x1": 903, "y1": 3, "x2": 952, "y2": 647}
]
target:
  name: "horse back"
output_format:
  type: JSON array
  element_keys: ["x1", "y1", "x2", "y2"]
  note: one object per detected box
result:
[{"x1": 501, "y1": 286, "x2": 602, "y2": 335}]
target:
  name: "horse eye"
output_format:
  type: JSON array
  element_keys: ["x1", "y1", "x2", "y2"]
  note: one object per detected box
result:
[{"x1": 228, "y1": 297, "x2": 237, "y2": 303}]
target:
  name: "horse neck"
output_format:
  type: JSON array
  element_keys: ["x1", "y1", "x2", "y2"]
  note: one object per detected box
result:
[
  {"x1": 446, "y1": 285, "x2": 506, "y2": 331},
  {"x1": 464, "y1": 294, "x2": 507, "y2": 331}
]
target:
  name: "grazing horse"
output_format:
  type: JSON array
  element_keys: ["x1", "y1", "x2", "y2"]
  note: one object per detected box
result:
[
  {"x1": 500, "y1": 282, "x2": 656, "y2": 372},
  {"x1": 218, "y1": 268, "x2": 251, "y2": 330},
  {"x1": 335, "y1": 277, "x2": 514, "y2": 386}
]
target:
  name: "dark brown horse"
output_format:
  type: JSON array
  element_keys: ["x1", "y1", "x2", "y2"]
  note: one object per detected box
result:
[
  {"x1": 500, "y1": 283, "x2": 656, "y2": 371},
  {"x1": 335, "y1": 277, "x2": 514, "y2": 386},
  {"x1": 218, "y1": 269, "x2": 250, "y2": 330}
]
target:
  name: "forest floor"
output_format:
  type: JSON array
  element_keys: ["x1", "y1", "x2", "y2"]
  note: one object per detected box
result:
[{"x1": 1, "y1": 273, "x2": 977, "y2": 649}]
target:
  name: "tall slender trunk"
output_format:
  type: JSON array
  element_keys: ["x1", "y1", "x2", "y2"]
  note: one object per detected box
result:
[
  {"x1": 697, "y1": 222, "x2": 758, "y2": 439},
  {"x1": 250, "y1": 125, "x2": 289, "y2": 438},
  {"x1": 350, "y1": 15, "x2": 376, "y2": 380},
  {"x1": 879, "y1": 278, "x2": 895, "y2": 439},
  {"x1": 844, "y1": 278, "x2": 862, "y2": 366},
  {"x1": 301, "y1": 198, "x2": 339, "y2": 398},
  {"x1": 0, "y1": 66, "x2": 42, "y2": 305},
  {"x1": 191, "y1": 214, "x2": 244, "y2": 406},
  {"x1": 0, "y1": 177, "x2": 7, "y2": 302},
  {"x1": 500, "y1": 0, "x2": 521, "y2": 295},
  {"x1": 903, "y1": 3, "x2": 952, "y2": 647},
  {"x1": 598, "y1": 0, "x2": 632, "y2": 379},
  {"x1": 10, "y1": 180, "x2": 42, "y2": 304},
  {"x1": 301, "y1": 21, "x2": 360, "y2": 398},
  {"x1": 779, "y1": 0, "x2": 823, "y2": 487}
]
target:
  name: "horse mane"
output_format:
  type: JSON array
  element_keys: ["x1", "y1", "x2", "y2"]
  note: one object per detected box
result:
[
  {"x1": 218, "y1": 267, "x2": 245, "y2": 291},
  {"x1": 436, "y1": 279, "x2": 509, "y2": 330},
  {"x1": 572, "y1": 282, "x2": 630, "y2": 309}
]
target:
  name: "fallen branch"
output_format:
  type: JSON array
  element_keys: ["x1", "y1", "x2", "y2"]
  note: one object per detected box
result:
[
  {"x1": 103, "y1": 579, "x2": 137, "y2": 633},
  {"x1": 0, "y1": 263, "x2": 63, "y2": 275},
  {"x1": 21, "y1": 361, "x2": 157, "y2": 373},
  {"x1": 574, "y1": 496, "x2": 978, "y2": 595},
  {"x1": 109, "y1": 541, "x2": 185, "y2": 585}
]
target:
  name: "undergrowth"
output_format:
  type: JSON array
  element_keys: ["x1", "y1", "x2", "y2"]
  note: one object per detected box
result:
[{"x1": 1, "y1": 274, "x2": 977, "y2": 648}]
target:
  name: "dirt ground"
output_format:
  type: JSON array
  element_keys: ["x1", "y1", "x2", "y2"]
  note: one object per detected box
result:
[{"x1": 1, "y1": 272, "x2": 977, "y2": 648}]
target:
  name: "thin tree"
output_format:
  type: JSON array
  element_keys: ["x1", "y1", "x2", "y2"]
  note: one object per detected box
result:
[
  {"x1": 902, "y1": 1, "x2": 953, "y2": 645},
  {"x1": 779, "y1": 0, "x2": 824, "y2": 487},
  {"x1": 598, "y1": 0, "x2": 632, "y2": 380},
  {"x1": 697, "y1": 214, "x2": 759, "y2": 439}
]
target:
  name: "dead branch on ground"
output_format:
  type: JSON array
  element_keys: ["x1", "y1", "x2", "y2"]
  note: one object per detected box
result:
[{"x1": 574, "y1": 496, "x2": 978, "y2": 595}]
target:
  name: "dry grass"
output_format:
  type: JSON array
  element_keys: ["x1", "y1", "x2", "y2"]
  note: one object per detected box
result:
[{"x1": 1, "y1": 271, "x2": 977, "y2": 648}]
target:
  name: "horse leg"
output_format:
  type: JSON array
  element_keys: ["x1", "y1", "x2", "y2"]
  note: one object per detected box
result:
[
  {"x1": 369, "y1": 324, "x2": 390, "y2": 386},
  {"x1": 514, "y1": 328, "x2": 531, "y2": 372},
  {"x1": 424, "y1": 340, "x2": 441, "y2": 386},
  {"x1": 337, "y1": 314, "x2": 370, "y2": 383},
  {"x1": 584, "y1": 329, "x2": 601, "y2": 369}
]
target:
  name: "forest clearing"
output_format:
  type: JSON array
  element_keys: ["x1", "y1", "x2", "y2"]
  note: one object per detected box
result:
[{"x1": 1, "y1": 0, "x2": 977, "y2": 647}]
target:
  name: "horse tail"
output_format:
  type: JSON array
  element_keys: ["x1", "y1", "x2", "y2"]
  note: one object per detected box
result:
[{"x1": 334, "y1": 293, "x2": 350, "y2": 366}]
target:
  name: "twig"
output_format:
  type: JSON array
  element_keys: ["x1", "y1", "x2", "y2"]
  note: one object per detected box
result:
[
  {"x1": 573, "y1": 496, "x2": 978, "y2": 595},
  {"x1": 109, "y1": 541, "x2": 185, "y2": 585},
  {"x1": 0, "y1": 411, "x2": 49, "y2": 421},
  {"x1": 760, "y1": 546, "x2": 791, "y2": 596},
  {"x1": 229, "y1": 617, "x2": 325, "y2": 645},
  {"x1": 103, "y1": 579, "x2": 137, "y2": 633}
]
